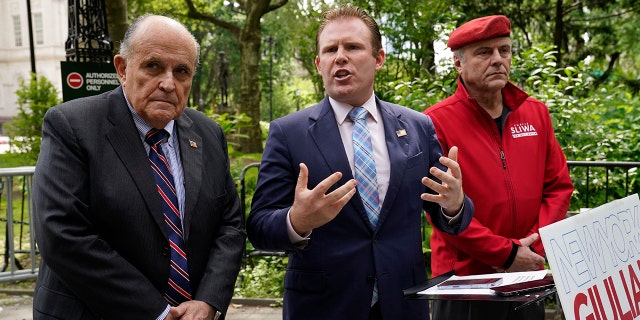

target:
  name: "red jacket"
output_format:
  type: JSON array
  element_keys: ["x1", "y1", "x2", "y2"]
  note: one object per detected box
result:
[{"x1": 424, "y1": 78, "x2": 574, "y2": 277}]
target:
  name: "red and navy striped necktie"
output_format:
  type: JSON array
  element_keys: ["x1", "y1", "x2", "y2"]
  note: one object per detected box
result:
[{"x1": 145, "y1": 128, "x2": 191, "y2": 306}]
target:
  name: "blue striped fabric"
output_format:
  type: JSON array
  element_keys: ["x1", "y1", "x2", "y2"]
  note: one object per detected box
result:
[{"x1": 348, "y1": 107, "x2": 380, "y2": 306}]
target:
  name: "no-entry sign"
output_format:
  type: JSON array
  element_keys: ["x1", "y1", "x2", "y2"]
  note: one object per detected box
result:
[{"x1": 66, "y1": 72, "x2": 83, "y2": 89}]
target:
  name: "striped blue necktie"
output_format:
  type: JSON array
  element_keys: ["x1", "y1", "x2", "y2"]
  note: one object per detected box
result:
[
  {"x1": 348, "y1": 107, "x2": 380, "y2": 306},
  {"x1": 145, "y1": 129, "x2": 192, "y2": 306},
  {"x1": 349, "y1": 107, "x2": 381, "y2": 228}
]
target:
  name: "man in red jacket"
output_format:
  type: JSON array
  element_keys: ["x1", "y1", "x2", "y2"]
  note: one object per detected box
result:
[{"x1": 424, "y1": 15, "x2": 574, "y2": 320}]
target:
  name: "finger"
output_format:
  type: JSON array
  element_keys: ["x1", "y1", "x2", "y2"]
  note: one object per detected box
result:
[
  {"x1": 168, "y1": 306, "x2": 185, "y2": 319},
  {"x1": 313, "y1": 171, "x2": 344, "y2": 195},
  {"x1": 438, "y1": 155, "x2": 461, "y2": 179},
  {"x1": 426, "y1": 167, "x2": 460, "y2": 196},
  {"x1": 520, "y1": 233, "x2": 539, "y2": 247},
  {"x1": 448, "y1": 146, "x2": 459, "y2": 163},
  {"x1": 329, "y1": 179, "x2": 357, "y2": 207},
  {"x1": 420, "y1": 192, "x2": 441, "y2": 203},
  {"x1": 421, "y1": 176, "x2": 446, "y2": 195}
]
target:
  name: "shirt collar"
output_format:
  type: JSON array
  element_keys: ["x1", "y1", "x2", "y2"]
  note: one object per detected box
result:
[
  {"x1": 123, "y1": 91, "x2": 176, "y2": 140},
  {"x1": 330, "y1": 93, "x2": 379, "y2": 125}
]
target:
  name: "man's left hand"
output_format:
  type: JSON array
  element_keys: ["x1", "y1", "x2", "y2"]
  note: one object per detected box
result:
[
  {"x1": 167, "y1": 300, "x2": 215, "y2": 320},
  {"x1": 420, "y1": 146, "x2": 465, "y2": 216}
]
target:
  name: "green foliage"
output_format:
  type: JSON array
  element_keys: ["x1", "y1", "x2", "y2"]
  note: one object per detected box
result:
[
  {"x1": 234, "y1": 255, "x2": 287, "y2": 299},
  {"x1": 208, "y1": 112, "x2": 252, "y2": 154},
  {"x1": 0, "y1": 153, "x2": 33, "y2": 167},
  {"x1": 382, "y1": 76, "x2": 457, "y2": 112},
  {"x1": 510, "y1": 46, "x2": 640, "y2": 209},
  {"x1": 6, "y1": 74, "x2": 60, "y2": 163}
]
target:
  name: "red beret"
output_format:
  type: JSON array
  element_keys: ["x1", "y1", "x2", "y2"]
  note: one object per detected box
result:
[{"x1": 447, "y1": 15, "x2": 511, "y2": 50}]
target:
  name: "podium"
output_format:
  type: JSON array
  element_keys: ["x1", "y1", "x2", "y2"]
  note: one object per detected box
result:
[{"x1": 403, "y1": 270, "x2": 557, "y2": 310}]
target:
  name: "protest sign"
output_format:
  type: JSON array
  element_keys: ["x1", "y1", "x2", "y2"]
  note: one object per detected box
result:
[{"x1": 540, "y1": 194, "x2": 640, "y2": 320}]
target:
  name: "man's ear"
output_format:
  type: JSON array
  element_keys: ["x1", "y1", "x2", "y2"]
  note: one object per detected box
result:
[
  {"x1": 113, "y1": 55, "x2": 127, "y2": 83},
  {"x1": 453, "y1": 54, "x2": 462, "y2": 73}
]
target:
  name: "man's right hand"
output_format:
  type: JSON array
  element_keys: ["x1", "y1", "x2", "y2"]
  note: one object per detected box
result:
[
  {"x1": 289, "y1": 163, "x2": 357, "y2": 236},
  {"x1": 504, "y1": 233, "x2": 546, "y2": 272}
]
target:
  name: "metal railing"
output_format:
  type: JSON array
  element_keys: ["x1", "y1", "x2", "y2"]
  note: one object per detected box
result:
[
  {"x1": 566, "y1": 160, "x2": 640, "y2": 210},
  {"x1": 0, "y1": 166, "x2": 38, "y2": 282},
  {"x1": 236, "y1": 162, "x2": 287, "y2": 263},
  {"x1": 1, "y1": 161, "x2": 639, "y2": 283}
]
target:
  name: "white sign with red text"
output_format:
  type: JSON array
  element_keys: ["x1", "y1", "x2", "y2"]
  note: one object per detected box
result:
[{"x1": 540, "y1": 193, "x2": 640, "y2": 320}]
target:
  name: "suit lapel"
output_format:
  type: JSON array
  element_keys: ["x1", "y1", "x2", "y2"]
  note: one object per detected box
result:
[
  {"x1": 308, "y1": 98, "x2": 382, "y2": 231},
  {"x1": 376, "y1": 99, "x2": 411, "y2": 228},
  {"x1": 308, "y1": 98, "x2": 353, "y2": 181},
  {"x1": 174, "y1": 112, "x2": 202, "y2": 240},
  {"x1": 104, "y1": 88, "x2": 167, "y2": 236}
]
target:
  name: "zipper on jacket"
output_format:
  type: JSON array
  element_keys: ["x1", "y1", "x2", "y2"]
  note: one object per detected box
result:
[{"x1": 500, "y1": 150, "x2": 507, "y2": 169}]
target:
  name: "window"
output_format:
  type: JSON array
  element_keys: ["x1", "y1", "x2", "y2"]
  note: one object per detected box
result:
[
  {"x1": 34, "y1": 13, "x2": 43, "y2": 45},
  {"x1": 13, "y1": 15, "x2": 22, "y2": 47}
]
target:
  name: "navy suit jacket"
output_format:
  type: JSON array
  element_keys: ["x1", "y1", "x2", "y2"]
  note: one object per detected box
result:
[
  {"x1": 32, "y1": 87, "x2": 245, "y2": 319},
  {"x1": 247, "y1": 97, "x2": 473, "y2": 319}
]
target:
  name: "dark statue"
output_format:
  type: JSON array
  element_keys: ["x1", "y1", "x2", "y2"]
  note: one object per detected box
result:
[{"x1": 218, "y1": 51, "x2": 229, "y2": 108}]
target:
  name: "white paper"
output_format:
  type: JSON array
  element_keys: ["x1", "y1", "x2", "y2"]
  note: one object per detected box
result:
[{"x1": 419, "y1": 270, "x2": 548, "y2": 296}]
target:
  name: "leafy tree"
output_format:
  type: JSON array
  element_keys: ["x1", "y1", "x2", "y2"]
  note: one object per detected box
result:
[
  {"x1": 184, "y1": 0, "x2": 289, "y2": 153},
  {"x1": 6, "y1": 74, "x2": 61, "y2": 163}
]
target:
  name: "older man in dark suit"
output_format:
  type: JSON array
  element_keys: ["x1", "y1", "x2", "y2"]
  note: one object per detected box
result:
[{"x1": 32, "y1": 14, "x2": 245, "y2": 320}]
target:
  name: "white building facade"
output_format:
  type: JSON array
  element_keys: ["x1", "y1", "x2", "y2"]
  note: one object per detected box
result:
[{"x1": 0, "y1": 0, "x2": 67, "y2": 132}]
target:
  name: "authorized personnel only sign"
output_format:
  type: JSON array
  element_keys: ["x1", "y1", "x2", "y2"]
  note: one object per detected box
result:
[
  {"x1": 61, "y1": 61, "x2": 119, "y2": 102},
  {"x1": 540, "y1": 193, "x2": 640, "y2": 320}
]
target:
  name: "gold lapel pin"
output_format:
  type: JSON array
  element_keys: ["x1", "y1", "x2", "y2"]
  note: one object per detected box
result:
[
  {"x1": 396, "y1": 129, "x2": 407, "y2": 137},
  {"x1": 189, "y1": 140, "x2": 198, "y2": 148}
]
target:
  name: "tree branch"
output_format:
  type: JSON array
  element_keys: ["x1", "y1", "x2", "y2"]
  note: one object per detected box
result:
[
  {"x1": 266, "y1": 0, "x2": 289, "y2": 14},
  {"x1": 593, "y1": 52, "x2": 620, "y2": 89},
  {"x1": 184, "y1": 0, "x2": 241, "y2": 37}
]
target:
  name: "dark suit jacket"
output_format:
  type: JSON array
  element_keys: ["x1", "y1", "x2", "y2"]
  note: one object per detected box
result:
[
  {"x1": 32, "y1": 87, "x2": 246, "y2": 319},
  {"x1": 247, "y1": 97, "x2": 473, "y2": 319}
]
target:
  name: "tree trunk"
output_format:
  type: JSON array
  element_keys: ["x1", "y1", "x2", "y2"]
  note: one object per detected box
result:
[
  {"x1": 237, "y1": 23, "x2": 263, "y2": 152},
  {"x1": 105, "y1": 0, "x2": 128, "y2": 56},
  {"x1": 184, "y1": 0, "x2": 288, "y2": 153}
]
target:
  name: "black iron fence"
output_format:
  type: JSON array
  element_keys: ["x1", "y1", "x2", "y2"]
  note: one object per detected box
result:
[{"x1": 1, "y1": 161, "x2": 639, "y2": 283}]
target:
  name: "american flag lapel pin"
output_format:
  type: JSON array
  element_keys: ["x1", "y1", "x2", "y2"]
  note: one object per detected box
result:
[
  {"x1": 396, "y1": 129, "x2": 407, "y2": 137},
  {"x1": 189, "y1": 140, "x2": 198, "y2": 148}
]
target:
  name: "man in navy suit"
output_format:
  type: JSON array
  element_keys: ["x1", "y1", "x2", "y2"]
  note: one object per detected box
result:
[
  {"x1": 247, "y1": 5, "x2": 474, "y2": 320},
  {"x1": 32, "y1": 15, "x2": 244, "y2": 320}
]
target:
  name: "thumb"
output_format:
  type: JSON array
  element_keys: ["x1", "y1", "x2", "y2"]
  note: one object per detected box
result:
[
  {"x1": 168, "y1": 306, "x2": 185, "y2": 319},
  {"x1": 295, "y1": 163, "x2": 309, "y2": 192},
  {"x1": 520, "y1": 233, "x2": 539, "y2": 247}
]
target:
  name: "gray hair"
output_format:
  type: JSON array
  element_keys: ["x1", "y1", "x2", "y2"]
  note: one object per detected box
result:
[
  {"x1": 119, "y1": 14, "x2": 200, "y2": 65},
  {"x1": 453, "y1": 48, "x2": 465, "y2": 62}
]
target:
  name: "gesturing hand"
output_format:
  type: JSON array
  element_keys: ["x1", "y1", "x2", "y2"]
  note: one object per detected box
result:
[
  {"x1": 289, "y1": 163, "x2": 357, "y2": 236},
  {"x1": 420, "y1": 146, "x2": 465, "y2": 216}
]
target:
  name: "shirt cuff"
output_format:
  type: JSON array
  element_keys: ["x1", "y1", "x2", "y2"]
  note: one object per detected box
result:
[
  {"x1": 503, "y1": 241, "x2": 520, "y2": 269},
  {"x1": 157, "y1": 304, "x2": 170, "y2": 320},
  {"x1": 287, "y1": 209, "x2": 311, "y2": 245},
  {"x1": 441, "y1": 202, "x2": 464, "y2": 226}
]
